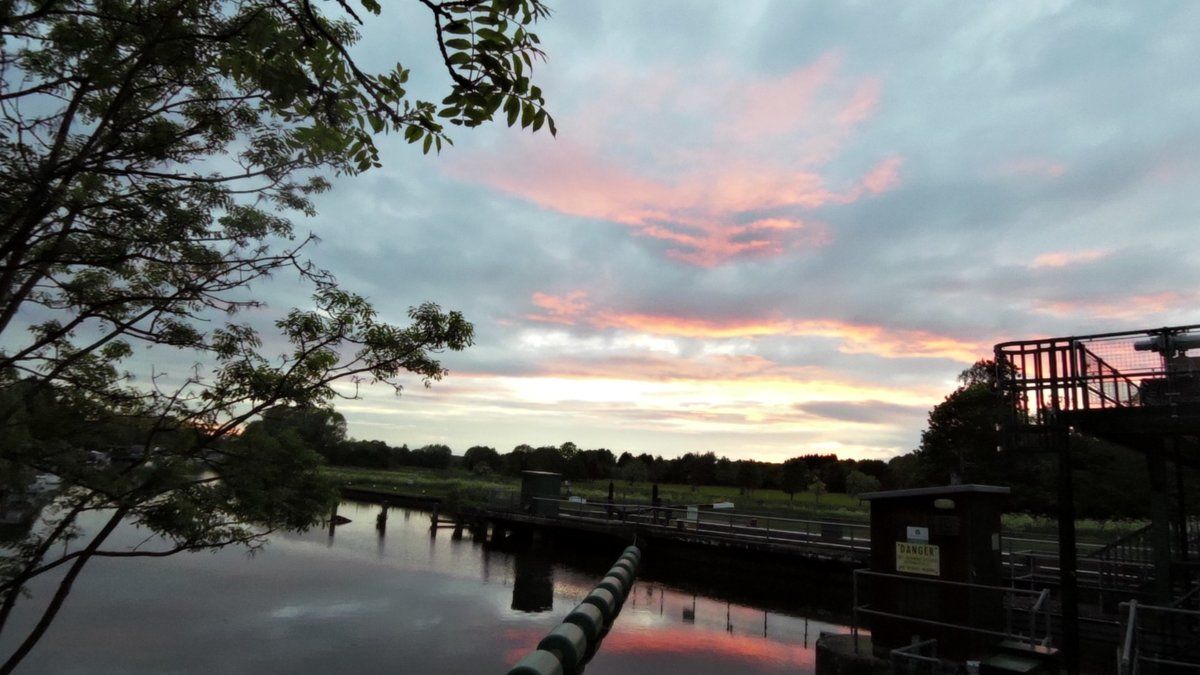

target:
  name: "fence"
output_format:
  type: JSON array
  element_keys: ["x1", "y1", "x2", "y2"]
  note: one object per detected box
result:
[{"x1": 529, "y1": 496, "x2": 871, "y2": 553}]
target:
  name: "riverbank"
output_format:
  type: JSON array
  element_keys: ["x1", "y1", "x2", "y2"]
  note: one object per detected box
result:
[{"x1": 321, "y1": 465, "x2": 1146, "y2": 544}]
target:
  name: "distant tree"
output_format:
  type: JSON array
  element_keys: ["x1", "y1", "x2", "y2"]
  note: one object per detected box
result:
[
  {"x1": 462, "y1": 446, "x2": 500, "y2": 472},
  {"x1": 809, "y1": 478, "x2": 827, "y2": 504},
  {"x1": 736, "y1": 460, "x2": 763, "y2": 496},
  {"x1": 854, "y1": 459, "x2": 892, "y2": 486},
  {"x1": 887, "y1": 453, "x2": 924, "y2": 489},
  {"x1": 683, "y1": 452, "x2": 717, "y2": 489},
  {"x1": 250, "y1": 406, "x2": 347, "y2": 459},
  {"x1": 411, "y1": 444, "x2": 453, "y2": 469},
  {"x1": 780, "y1": 458, "x2": 812, "y2": 502},
  {"x1": 579, "y1": 449, "x2": 617, "y2": 480},
  {"x1": 621, "y1": 459, "x2": 649, "y2": 485},
  {"x1": 845, "y1": 470, "x2": 881, "y2": 500},
  {"x1": 714, "y1": 457, "x2": 737, "y2": 485}
]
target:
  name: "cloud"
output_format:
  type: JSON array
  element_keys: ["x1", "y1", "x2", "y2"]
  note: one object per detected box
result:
[
  {"x1": 1032, "y1": 291, "x2": 1189, "y2": 322},
  {"x1": 447, "y1": 51, "x2": 901, "y2": 266},
  {"x1": 527, "y1": 291, "x2": 590, "y2": 324},
  {"x1": 795, "y1": 399, "x2": 928, "y2": 426},
  {"x1": 1030, "y1": 249, "x2": 1109, "y2": 268},
  {"x1": 523, "y1": 297, "x2": 985, "y2": 363}
]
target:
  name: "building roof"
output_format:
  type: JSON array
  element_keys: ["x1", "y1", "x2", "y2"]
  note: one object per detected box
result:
[{"x1": 859, "y1": 484, "x2": 1011, "y2": 500}]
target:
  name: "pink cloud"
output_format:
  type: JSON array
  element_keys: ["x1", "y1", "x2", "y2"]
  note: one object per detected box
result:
[
  {"x1": 521, "y1": 294, "x2": 984, "y2": 362},
  {"x1": 1032, "y1": 292, "x2": 1187, "y2": 321},
  {"x1": 448, "y1": 52, "x2": 899, "y2": 266},
  {"x1": 587, "y1": 312, "x2": 983, "y2": 362},
  {"x1": 1030, "y1": 248, "x2": 1109, "y2": 269},
  {"x1": 860, "y1": 156, "x2": 904, "y2": 194},
  {"x1": 526, "y1": 290, "x2": 590, "y2": 324}
]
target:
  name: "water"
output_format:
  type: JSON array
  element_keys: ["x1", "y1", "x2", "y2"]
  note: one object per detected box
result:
[{"x1": 2, "y1": 501, "x2": 851, "y2": 673}]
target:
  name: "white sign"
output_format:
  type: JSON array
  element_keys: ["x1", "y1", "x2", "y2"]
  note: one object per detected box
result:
[{"x1": 906, "y1": 526, "x2": 929, "y2": 543}]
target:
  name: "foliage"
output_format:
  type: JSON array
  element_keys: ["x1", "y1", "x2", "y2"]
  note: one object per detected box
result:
[
  {"x1": 809, "y1": 478, "x2": 826, "y2": 503},
  {"x1": 0, "y1": 0, "x2": 553, "y2": 667},
  {"x1": 620, "y1": 459, "x2": 649, "y2": 485},
  {"x1": 462, "y1": 445, "x2": 500, "y2": 472},
  {"x1": 844, "y1": 469, "x2": 881, "y2": 499},
  {"x1": 780, "y1": 457, "x2": 811, "y2": 501}
]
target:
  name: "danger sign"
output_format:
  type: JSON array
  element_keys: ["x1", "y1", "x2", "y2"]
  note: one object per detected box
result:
[{"x1": 895, "y1": 542, "x2": 940, "y2": 576}]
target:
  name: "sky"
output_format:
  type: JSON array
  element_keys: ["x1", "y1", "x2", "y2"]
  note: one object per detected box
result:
[{"x1": 263, "y1": 1, "x2": 1200, "y2": 462}]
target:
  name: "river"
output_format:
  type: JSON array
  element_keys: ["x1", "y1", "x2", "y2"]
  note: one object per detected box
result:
[{"x1": 1, "y1": 500, "x2": 853, "y2": 673}]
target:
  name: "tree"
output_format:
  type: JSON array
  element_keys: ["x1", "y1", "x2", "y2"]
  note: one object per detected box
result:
[
  {"x1": 0, "y1": 0, "x2": 554, "y2": 668},
  {"x1": 621, "y1": 459, "x2": 649, "y2": 486},
  {"x1": 250, "y1": 406, "x2": 348, "y2": 459},
  {"x1": 809, "y1": 478, "x2": 826, "y2": 504},
  {"x1": 780, "y1": 457, "x2": 811, "y2": 502},
  {"x1": 915, "y1": 359, "x2": 1005, "y2": 485},
  {"x1": 736, "y1": 460, "x2": 762, "y2": 496},
  {"x1": 845, "y1": 469, "x2": 881, "y2": 501},
  {"x1": 462, "y1": 445, "x2": 500, "y2": 473},
  {"x1": 410, "y1": 444, "x2": 453, "y2": 469}
]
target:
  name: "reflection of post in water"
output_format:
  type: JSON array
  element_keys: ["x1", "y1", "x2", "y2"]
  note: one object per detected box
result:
[
  {"x1": 659, "y1": 585, "x2": 664, "y2": 615},
  {"x1": 726, "y1": 601, "x2": 732, "y2": 634},
  {"x1": 763, "y1": 610, "x2": 767, "y2": 638},
  {"x1": 683, "y1": 593, "x2": 696, "y2": 623},
  {"x1": 376, "y1": 505, "x2": 388, "y2": 557},
  {"x1": 326, "y1": 502, "x2": 338, "y2": 545},
  {"x1": 510, "y1": 550, "x2": 554, "y2": 613}
]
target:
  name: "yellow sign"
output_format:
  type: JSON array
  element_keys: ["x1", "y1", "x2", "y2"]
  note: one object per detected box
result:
[{"x1": 895, "y1": 542, "x2": 940, "y2": 576}]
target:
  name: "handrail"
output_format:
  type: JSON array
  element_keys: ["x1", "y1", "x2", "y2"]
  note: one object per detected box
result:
[
  {"x1": 1121, "y1": 600, "x2": 1137, "y2": 675},
  {"x1": 1119, "y1": 599, "x2": 1200, "y2": 675},
  {"x1": 852, "y1": 569, "x2": 1055, "y2": 652},
  {"x1": 532, "y1": 497, "x2": 871, "y2": 530},
  {"x1": 1086, "y1": 523, "x2": 1155, "y2": 560},
  {"x1": 1076, "y1": 342, "x2": 1141, "y2": 409},
  {"x1": 857, "y1": 569, "x2": 1048, "y2": 595}
]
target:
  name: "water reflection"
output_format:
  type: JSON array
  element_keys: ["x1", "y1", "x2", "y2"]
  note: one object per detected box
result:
[
  {"x1": 511, "y1": 551, "x2": 555, "y2": 613},
  {"x1": 0, "y1": 500, "x2": 849, "y2": 674}
]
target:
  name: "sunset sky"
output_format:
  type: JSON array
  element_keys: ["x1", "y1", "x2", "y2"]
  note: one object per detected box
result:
[{"x1": 269, "y1": 1, "x2": 1200, "y2": 462}]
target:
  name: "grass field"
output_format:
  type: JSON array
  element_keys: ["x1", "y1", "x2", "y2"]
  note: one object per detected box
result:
[{"x1": 322, "y1": 465, "x2": 1146, "y2": 544}]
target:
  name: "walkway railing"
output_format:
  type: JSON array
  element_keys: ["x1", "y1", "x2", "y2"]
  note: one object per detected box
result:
[
  {"x1": 529, "y1": 497, "x2": 871, "y2": 554},
  {"x1": 1118, "y1": 600, "x2": 1200, "y2": 674},
  {"x1": 851, "y1": 569, "x2": 1054, "y2": 653}
]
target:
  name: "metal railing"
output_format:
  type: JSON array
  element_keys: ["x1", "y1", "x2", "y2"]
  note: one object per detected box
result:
[
  {"x1": 1118, "y1": 600, "x2": 1200, "y2": 674},
  {"x1": 851, "y1": 569, "x2": 1054, "y2": 653},
  {"x1": 890, "y1": 638, "x2": 951, "y2": 674},
  {"x1": 528, "y1": 497, "x2": 872, "y2": 553},
  {"x1": 995, "y1": 323, "x2": 1200, "y2": 427}
]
